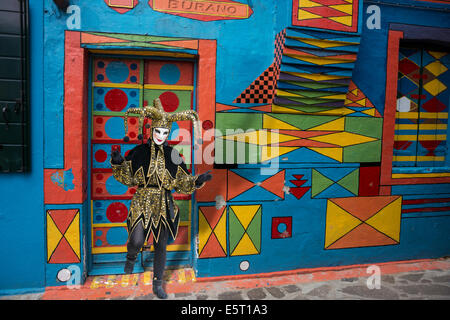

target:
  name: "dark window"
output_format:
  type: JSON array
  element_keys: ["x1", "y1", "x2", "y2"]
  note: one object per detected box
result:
[{"x1": 0, "y1": 0, "x2": 29, "y2": 172}]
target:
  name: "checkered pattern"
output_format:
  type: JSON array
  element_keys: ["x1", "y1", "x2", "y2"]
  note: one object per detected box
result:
[
  {"x1": 234, "y1": 64, "x2": 276, "y2": 104},
  {"x1": 274, "y1": 29, "x2": 286, "y2": 73},
  {"x1": 234, "y1": 29, "x2": 286, "y2": 104}
]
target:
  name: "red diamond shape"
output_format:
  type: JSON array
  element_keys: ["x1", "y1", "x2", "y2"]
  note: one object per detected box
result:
[
  {"x1": 422, "y1": 97, "x2": 447, "y2": 113},
  {"x1": 399, "y1": 58, "x2": 419, "y2": 76}
]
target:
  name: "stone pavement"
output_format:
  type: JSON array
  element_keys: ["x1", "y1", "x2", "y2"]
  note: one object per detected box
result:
[{"x1": 1, "y1": 257, "x2": 450, "y2": 300}]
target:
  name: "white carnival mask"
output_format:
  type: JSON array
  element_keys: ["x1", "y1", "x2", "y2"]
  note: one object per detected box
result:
[{"x1": 153, "y1": 127, "x2": 170, "y2": 145}]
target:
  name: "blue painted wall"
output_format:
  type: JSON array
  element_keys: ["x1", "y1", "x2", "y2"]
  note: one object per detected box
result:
[{"x1": 0, "y1": 0, "x2": 45, "y2": 295}]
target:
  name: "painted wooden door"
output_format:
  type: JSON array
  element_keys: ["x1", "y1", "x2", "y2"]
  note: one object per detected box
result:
[
  {"x1": 394, "y1": 47, "x2": 450, "y2": 167},
  {"x1": 89, "y1": 56, "x2": 195, "y2": 275}
]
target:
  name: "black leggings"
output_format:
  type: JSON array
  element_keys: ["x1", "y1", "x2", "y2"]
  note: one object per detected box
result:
[{"x1": 126, "y1": 221, "x2": 168, "y2": 280}]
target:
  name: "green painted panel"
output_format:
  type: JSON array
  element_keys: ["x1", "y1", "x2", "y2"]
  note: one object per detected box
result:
[
  {"x1": 215, "y1": 113, "x2": 262, "y2": 133},
  {"x1": 343, "y1": 140, "x2": 381, "y2": 163},
  {"x1": 174, "y1": 199, "x2": 190, "y2": 222},
  {"x1": 266, "y1": 113, "x2": 340, "y2": 130},
  {"x1": 311, "y1": 169, "x2": 334, "y2": 198},
  {"x1": 337, "y1": 169, "x2": 359, "y2": 195},
  {"x1": 246, "y1": 207, "x2": 261, "y2": 252},
  {"x1": 228, "y1": 207, "x2": 245, "y2": 254},
  {"x1": 345, "y1": 117, "x2": 383, "y2": 139}
]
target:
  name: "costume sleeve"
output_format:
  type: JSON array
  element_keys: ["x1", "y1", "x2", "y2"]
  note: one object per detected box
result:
[
  {"x1": 172, "y1": 166, "x2": 200, "y2": 194},
  {"x1": 111, "y1": 160, "x2": 137, "y2": 187},
  {"x1": 169, "y1": 149, "x2": 205, "y2": 194}
]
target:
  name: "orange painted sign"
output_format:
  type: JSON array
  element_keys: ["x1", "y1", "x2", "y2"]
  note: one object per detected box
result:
[{"x1": 149, "y1": 0, "x2": 253, "y2": 21}]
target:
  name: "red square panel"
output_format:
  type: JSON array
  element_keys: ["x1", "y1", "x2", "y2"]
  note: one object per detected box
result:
[{"x1": 271, "y1": 216, "x2": 292, "y2": 239}]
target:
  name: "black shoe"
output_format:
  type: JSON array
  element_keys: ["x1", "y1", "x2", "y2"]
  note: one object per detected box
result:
[
  {"x1": 153, "y1": 279, "x2": 168, "y2": 299},
  {"x1": 124, "y1": 258, "x2": 136, "y2": 274}
]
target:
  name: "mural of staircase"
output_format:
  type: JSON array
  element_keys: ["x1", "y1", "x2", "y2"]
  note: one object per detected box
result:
[{"x1": 273, "y1": 27, "x2": 361, "y2": 116}]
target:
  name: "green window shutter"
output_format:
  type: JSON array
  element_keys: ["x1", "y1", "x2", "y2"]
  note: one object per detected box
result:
[{"x1": 0, "y1": 0, "x2": 29, "y2": 173}]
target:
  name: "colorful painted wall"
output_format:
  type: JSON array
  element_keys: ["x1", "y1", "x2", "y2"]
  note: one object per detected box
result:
[{"x1": 1, "y1": 0, "x2": 450, "y2": 294}]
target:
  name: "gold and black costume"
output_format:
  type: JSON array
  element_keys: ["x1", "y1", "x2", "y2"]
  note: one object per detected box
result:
[
  {"x1": 110, "y1": 98, "x2": 211, "y2": 299},
  {"x1": 111, "y1": 139, "x2": 204, "y2": 244}
]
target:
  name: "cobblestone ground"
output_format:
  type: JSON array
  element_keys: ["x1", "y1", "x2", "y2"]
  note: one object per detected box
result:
[
  {"x1": 2, "y1": 260, "x2": 449, "y2": 300},
  {"x1": 165, "y1": 268, "x2": 450, "y2": 300}
]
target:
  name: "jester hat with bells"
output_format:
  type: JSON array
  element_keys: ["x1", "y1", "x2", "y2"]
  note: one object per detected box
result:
[{"x1": 122, "y1": 98, "x2": 202, "y2": 145}]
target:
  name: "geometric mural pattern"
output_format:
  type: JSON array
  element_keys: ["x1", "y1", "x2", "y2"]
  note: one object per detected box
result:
[
  {"x1": 234, "y1": 29, "x2": 286, "y2": 104},
  {"x1": 394, "y1": 47, "x2": 449, "y2": 167},
  {"x1": 198, "y1": 206, "x2": 227, "y2": 258},
  {"x1": 218, "y1": 113, "x2": 381, "y2": 163},
  {"x1": 233, "y1": 63, "x2": 277, "y2": 104},
  {"x1": 227, "y1": 169, "x2": 285, "y2": 201},
  {"x1": 344, "y1": 80, "x2": 382, "y2": 117},
  {"x1": 271, "y1": 216, "x2": 293, "y2": 239},
  {"x1": 229, "y1": 205, "x2": 262, "y2": 256},
  {"x1": 401, "y1": 194, "x2": 450, "y2": 218},
  {"x1": 273, "y1": 27, "x2": 360, "y2": 114},
  {"x1": 324, "y1": 196, "x2": 402, "y2": 249},
  {"x1": 289, "y1": 174, "x2": 311, "y2": 200},
  {"x1": 81, "y1": 31, "x2": 200, "y2": 51},
  {"x1": 312, "y1": 167, "x2": 359, "y2": 198},
  {"x1": 47, "y1": 209, "x2": 81, "y2": 263},
  {"x1": 292, "y1": 0, "x2": 360, "y2": 33}
]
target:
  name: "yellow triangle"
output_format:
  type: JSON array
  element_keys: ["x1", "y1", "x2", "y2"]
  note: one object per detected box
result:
[
  {"x1": 343, "y1": 0, "x2": 353, "y2": 3},
  {"x1": 356, "y1": 98, "x2": 366, "y2": 106},
  {"x1": 231, "y1": 233, "x2": 259, "y2": 256},
  {"x1": 292, "y1": 55, "x2": 350, "y2": 66},
  {"x1": 263, "y1": 114, "x2": 300, "y2": 130},
  {"x1": 308, "y1": 117, "x2": 345, "y2": 131},
  {"x1": 325, "y1": 200, "x2": 362, "y2": 248},
  {"x1": 276, "y1": 89, "x2": 301, "y2": 97},
  {"x1": 362, "y1": 108, "x2": 375, "y2": 116},
  {"x1": 64, "y1": 212, "x2": 81, "y2": 259},
  {"x1": 329, "y1": 4, "x2": 353, "y2": 15},
  {"x1": 309, "y1": 147, "x2": 343, "y2": 162},
  {"x1": 298, "y1": 9, "x2": 322, "y2": 20},
  {"x1": 214, "y1": 209, "x2": 227, "y2": 254},
  {"x1": 322, "y1": 93, "x2": 347, "y2": 100},
  {"x1": 428, "y1": 51, "x2": 446, "y2": 59},
  {"x1": 365, "y1": 197, "x2": 402, "y2": 242},
  {"x1": 299, "y1": 0, "x2": 321, "y2": 7},
  {"x1": 261, "y1": 146, "x2": 298, "y2": 162},
  {"x1": 351, "y1": 88, "x2": 358, "y2": 96},
  {"x1": 273, "y1": 105, "x2": 353, "y2": 116},
  {"x1": 284, "y1": 71, "x2": 348, "y2": 82},
  {"x1": 342, "y1": 107, "x2": 359, "y2": 115},
  {"x1": 300, "y1": 38, "x2": 348, "y2": 49},
  {"x1": 47, "y1": 214, "x2": 63, "y2": 261},
  {"x1": 329, "y1": 15, "x2": 353, "y2": 26},
  {"x1": 345, "y1": 107, "x2": 358, "y2": 115},
  {"x1": 309, "y1": 132, "x2": 377, "y2": 147},
  {"x1": 272, "y1": 105, "x2": 302, "y2": 114},
  {"x1": 198, "y1": 208, "x2": 212, "y2": 254},
  {"x1": 230, "y1": 205, "x2": 259, "y2": 229}
]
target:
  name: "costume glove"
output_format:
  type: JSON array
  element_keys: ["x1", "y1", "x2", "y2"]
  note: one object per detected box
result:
[
  {"x1": 111, "y1": 150, "x2": 125, "y2": 165},
  {"x1": 195, "y1": 170, "x2": 212, "y2": 187}
]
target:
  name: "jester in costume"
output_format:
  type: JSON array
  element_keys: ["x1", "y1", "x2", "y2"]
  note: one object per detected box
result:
[{"x1": 110, "y1": 98, "x2": 212, "y2": 299}]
